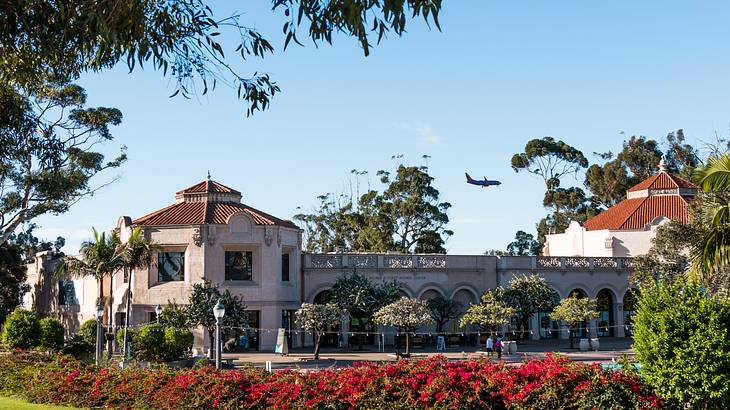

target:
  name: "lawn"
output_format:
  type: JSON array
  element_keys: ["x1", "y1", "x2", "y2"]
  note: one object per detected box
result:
[{"x1": 0, "y1": 397, "x2": 77, "y2": 410}]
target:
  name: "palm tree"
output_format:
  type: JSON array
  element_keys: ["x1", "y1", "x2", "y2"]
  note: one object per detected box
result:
[
  {"x1": 691, "y1": 155, "x2": 730, "y2": 291},
  {"x1": 121, "y1": 227, "x2": 160, "y2": 362},
  {"x1": 57, "y1": 227, "x2": 126, "y2": 360}
]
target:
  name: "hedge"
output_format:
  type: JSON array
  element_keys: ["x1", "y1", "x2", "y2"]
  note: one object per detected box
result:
[
  {"x1": 0, "y1": 352, "x2": 661, "y2": 409},
  {"x1": 1, "y1": 309, "x2": 41, "y2": 349},
  {"x1": 39, "y1": 317, "x2": 64, "y2": 351}
]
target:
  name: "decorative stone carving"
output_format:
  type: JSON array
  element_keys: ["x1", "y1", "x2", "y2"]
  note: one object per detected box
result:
[
  {"x1": 265, "y1": 227, "x2": 274, "y2": 246},
  {"x1": 417, "y1": 256, "x2": 446, "y2": 269},
  {"x1": 349, "y1": 255, "x2": 377, "y2": 268},
  {"x1": 565, "y1": 257, "x2": 590, "y2": 269},
  {"x1": 384, "y1": 255, "x2": 413, "y2": 269},
  {"x1": 192, "y1": 227, "x2": 202, "y2": 247},
  {"x1": 593, "y1": 257, "x2": 617, "y2": 269},
  {"x1": 311, "y1": 255, "x2": 342, "y2": 268},
  {"x1": 537, "y1": 257, "x2": 561, "y2": 269}
]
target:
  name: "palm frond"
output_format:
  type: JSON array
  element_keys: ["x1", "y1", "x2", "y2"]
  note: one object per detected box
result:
[{"x1": 694, "y1": 155, "x2": 730, "y2": 192}]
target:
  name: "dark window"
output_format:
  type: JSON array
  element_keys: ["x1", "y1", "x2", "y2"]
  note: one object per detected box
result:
[
  {"x1": 225, "y1": 251, "x2": 252, "y2": 281},
  {"x1": 158, "y1": 252, "x2": 185, "y2": 282},
  {"x1": 281, "y1": 253, "x2": 290, "y2": 282},
  {"x1": 58, "y1": 280, "x2": 78, "y2": 305}
]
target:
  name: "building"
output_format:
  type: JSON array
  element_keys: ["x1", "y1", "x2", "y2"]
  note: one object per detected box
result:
[
  {"x1": 543, "y1": 160, "x2": 697, "y2": 257},
  {"x1": 25, "y1": 170, "x2": 684, "y2": 351}
]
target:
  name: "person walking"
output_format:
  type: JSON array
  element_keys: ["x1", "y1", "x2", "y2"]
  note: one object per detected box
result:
[
  {"x1": 485, "y1": 335, "x2": 494, "y2": 358},
  {"x1": 495, "y1": 336, "x2": 503, "y2": 359}
]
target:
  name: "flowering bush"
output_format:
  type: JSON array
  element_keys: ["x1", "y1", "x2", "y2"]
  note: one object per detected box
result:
[{"x1": 0, "y1": 352, "x2": 661, "y2": 409}]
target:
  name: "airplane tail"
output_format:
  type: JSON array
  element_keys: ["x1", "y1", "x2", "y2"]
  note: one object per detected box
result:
[{"x1": 465, "y1": 172, "x2": 474, "y2": 183}]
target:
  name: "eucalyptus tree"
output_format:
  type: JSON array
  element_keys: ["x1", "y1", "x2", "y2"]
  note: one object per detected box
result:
[
  {"x1": 0, "y1": 84, "x2": 126, "y2": 246},
  {"x1": 2, "y1": 0, "x2": 445, "y2": 115},
  {"x1": 374, "y1": 297, "x2": 433, "y2": 356}
]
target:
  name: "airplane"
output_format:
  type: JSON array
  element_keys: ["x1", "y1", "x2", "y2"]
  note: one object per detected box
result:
[{"x1": 465, "y1": 172, "x2": 502, "y2": 188}]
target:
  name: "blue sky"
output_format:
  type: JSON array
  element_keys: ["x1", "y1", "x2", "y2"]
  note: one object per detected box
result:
[{"x1": 34, "y1": 0, "x2": 730, "y2": 255}]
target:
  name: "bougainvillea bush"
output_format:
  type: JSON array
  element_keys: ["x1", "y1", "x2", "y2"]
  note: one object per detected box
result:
[{"x1": 0, "y1": 352, "x2": 661, "y2": 409}]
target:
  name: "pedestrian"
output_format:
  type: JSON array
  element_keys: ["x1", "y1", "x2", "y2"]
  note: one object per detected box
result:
[
  {"x1": 485, "y1": 335, "x2": 494, "y2": 358},
  {"x1": 495, "y1": 336, "x2": 503, "y2": 359}
]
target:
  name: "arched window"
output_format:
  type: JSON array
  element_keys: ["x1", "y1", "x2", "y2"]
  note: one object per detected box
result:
[
  {"x1": 596, "y1": 289, "x2": 615, "y2": 337},
  {"x1": 623, "y1": 289, "x2": 640, "y2": 337},
  {"x1": 568, "y1": 288, "x2": 589, "y2": 337}
]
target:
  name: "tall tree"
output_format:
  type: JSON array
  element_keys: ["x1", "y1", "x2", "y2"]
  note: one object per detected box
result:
[
  {"x1": 2, "y1": 0, "x2": 444, "y2": 114},
  {"x1": 0, "y1": 243, "x2": 28, "y2": 326},
  {"x1": 7, "y1": 223, "x2": 65, "y2": 263},
  {"x1": 295, "y1": 161, "x2": 452, "y2": 253},
  {"x1": 504, "y1": 231, "x2": 541, "y2": 256},
  {"x1": 511, "y1": 137, "x2": 589, "y2": 194},
  {"x1": 185, "y1": 280, "x2": 248, "y2": 354},
  {"x1": 329, "y1": 273, "x2": 400, "y2": 350},
  {"x1": 664, "y1": 129, "x2": 699, "y2": 178},
  {"x1": 0, "y1": 83, "x2": 126, "y2": 246}
]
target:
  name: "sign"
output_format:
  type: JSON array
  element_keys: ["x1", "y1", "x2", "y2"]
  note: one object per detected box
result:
[
  {"x1": 274, "y1": 328, "x2": 288, "y2": 355},
  {"x1": 436, "y1": 336, "x2": 445, "y2": 351}
]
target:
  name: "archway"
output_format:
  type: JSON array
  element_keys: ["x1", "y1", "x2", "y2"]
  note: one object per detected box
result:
[
  {"x1": 419, "y1": 289, "x2": 443, "y2": 301},
  {"x1": 596, "y1": 289, "x2": 615, "y2": 337},
  {"x1": 623, "y1": 289, "x2": 640, "y2": 337},
  {"x1": 313, "y1": 290, "x2": 338, "y2": 347}
]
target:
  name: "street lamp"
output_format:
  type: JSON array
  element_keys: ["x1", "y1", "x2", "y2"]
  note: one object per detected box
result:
[
  {"x1": 213, "y1": 299, "x2": 226, "y2": 369},
  {"x1": 155, "y1": 304, "x2": 163, "y2": 324},
  {"x1": 95, "y1": 304, "x2": 104, "y2": 366}
]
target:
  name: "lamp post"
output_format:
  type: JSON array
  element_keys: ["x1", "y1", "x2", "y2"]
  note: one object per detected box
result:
[
  {"x1": 95, "y1": 304, "x2": 104, "y2": 366},
  {"x1": 213, "y1": 299, "x2": 226, "y2": 369},
  {"x1": 155, "y1": 304, "x2": 163, "y2": 324}
]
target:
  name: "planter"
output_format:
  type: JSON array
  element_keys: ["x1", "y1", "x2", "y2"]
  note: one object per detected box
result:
[
  {"x1": 579, "y1": 338, "x2": 589, "y2": 351},
  {"x1": 589, "y1": 338, "x2": 600, "y2": 351},
  {"x1": 507, "y1": 341, "x2": 517, "y2": 355}
]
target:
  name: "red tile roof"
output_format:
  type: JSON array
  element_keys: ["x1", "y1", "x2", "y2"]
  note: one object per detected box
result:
[
  {"x1": 584, "y1": 195, "x2": 691, "y2": 230},
  {"x1": 627, "y1": 171, "x2": 696, "y2": 192},
  {"x1": 176, "y1": 180, "x2": 240, "y2": 195},
  {"x1": 132, "y1": 201, "x2": 298, "y2": 229}
]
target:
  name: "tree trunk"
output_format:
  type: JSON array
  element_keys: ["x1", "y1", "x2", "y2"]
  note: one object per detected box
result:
[
  {"x1": 313, "y1": 332, "x2": 321, "y2": 360},
  {"x1": 569, "y1": 328, "x2": 574, "y2": 349},
  {"x1": 107, "y1": 277, "x2": 114, "y2": 360},
  {"x1": 405, "y1": 332, "x2": 410, "y2": 356},
  {"x1": 122, "y1": 267, "x2": 133, "y2": 362},
  {"x1": 208, "y1": 328, "x2": 215, "y2": 357}
]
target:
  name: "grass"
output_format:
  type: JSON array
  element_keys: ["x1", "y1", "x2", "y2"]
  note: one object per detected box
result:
[{"x1": 0, "y1": 396, "x2": 78, "y2": 410}]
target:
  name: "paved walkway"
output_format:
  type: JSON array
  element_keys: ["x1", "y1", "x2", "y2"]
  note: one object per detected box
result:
[{"x1": 225, "y1": 338, "x2": 634, "y2": 371}]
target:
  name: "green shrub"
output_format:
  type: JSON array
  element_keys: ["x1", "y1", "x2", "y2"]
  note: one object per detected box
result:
[
  {"x1": 129, "y1": 324, "x2": 193, "y2": 362},
  {"x1": 164, "y1": 327, "x2": 193, "y2": 361},
  {"x1": 78, "y1": 318, "x2": 97, "y2": 345},
  {"x1": 38, "y1": 317, "x2": 64, "y2": 351},
  {"x1": 159, "y1": 302, "x2": 189, "y2": 329},
  {"x1": 633, "y1": 283, "x2": 730, "y2": 408},
  {"x1": 61, "y1": 334, "x2": 93, "y2": 359},
  {"x1": 115, "y1": 327, "x2": 137, "y2": 355},
  {"x1": 1, "y1": 309, "x2": 41, "y2": 349}
]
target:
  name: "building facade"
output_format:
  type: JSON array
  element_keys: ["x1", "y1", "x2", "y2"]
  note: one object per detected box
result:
[
  {"x1": 544, "y1": 161, "x2": 697, "y2": 257},
  {"x1": 24, "y1": 175, "x2": 660, "y2": 351}
]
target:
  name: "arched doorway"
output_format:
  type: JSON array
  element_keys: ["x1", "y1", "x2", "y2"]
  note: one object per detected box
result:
[
  {"x1": 538, "y1": 285, "x2": 560, "y2": 339},
  {"x1": 596, "y1": 289, "x2": 615, "y2": 337},
  {"x1": 313, "y1": 290, "x2": 339, "y2": 347},
  {"x1": 420, "y1": 289, "x2": 443, "y2": 301},
  {"x1": 623, "y1": 289, "x2": 640, "y2": 337},
  {"x1": 568, "y1": 288, "x2": 589, "y2": 338}
]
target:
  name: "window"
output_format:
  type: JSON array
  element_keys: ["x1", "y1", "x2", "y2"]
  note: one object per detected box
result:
[
  {"x1": 225, "y1": 251, "x2": 252, "y2": 281},
  {"x1": 158, "y1": 252, "x2": 185, "y2": 282},
  {"x1": 281, "y1": 253, "x2": 290, "y2": 282},
  {"x1": 58, "y1": 280, "x2": 78, "y2": 305}
]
